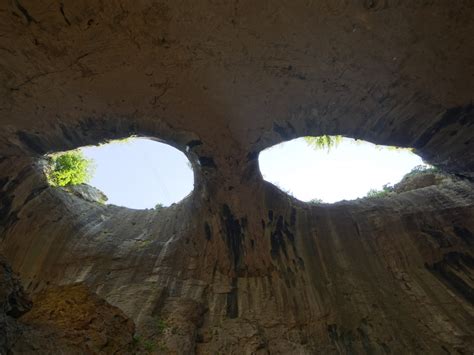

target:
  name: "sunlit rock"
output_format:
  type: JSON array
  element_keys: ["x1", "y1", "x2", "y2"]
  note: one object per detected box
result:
[{"x1": 0, "y1": 1, "x2": 473, "y2": 353}]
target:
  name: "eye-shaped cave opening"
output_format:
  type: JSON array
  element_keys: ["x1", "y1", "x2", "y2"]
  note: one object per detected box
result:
[
  {"x1": 258, "y1": 136, "x2": 448, "y2": 203},
  {"x1": 43, "y1": 137, "x2": 195, "y2": 210}
]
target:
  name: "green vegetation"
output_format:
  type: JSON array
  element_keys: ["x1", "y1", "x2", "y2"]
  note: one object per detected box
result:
[
  {"x1": 46, "y1": 151, "x2": 94, "y2": 187},
  {"x1": 364, "y1": 165, "x2": 435, "y2": 198},
  {"x1": 384, "y1": 145, "x2": 414, "y2": 152},
  {"x1": 143, "y1": 339, "x2": 157, "y2": 352},
  {"x1": 137, "y1": 239, "x2": 152, "y2": 249},
  {"x1": 404, "y1": 164, "x2": 437, "y2": 177},
  {"x1": 131, "y1": 318, "x2": 169, "y2": 353},
  {"x1": 132, "y1": 336, "x2": 166, "y2": 353},
  {"x1": 304, "y1": 135, "x2": 414, "y2": 153},
  {"x1": 108, "y1": 136, "x2": 135, "y2": 144},
  {"x1": 302, "y1": 136, "x2": 435, "y2": 201},
  {"x1": 155, "y1": 203, "x2": 164, "y2": 210},
  {"x1": 304, "y1": 135, "x2": 343, "y2": 152},
  {"x1": 154, "y1": 317, "x2": 168, "y2": 335},
  {"x1": 365, "y1": 184, "x2": 394, "y2": 198},
  {"x1": 45, "y1": 138, "x2": 134, "y2": 188}
]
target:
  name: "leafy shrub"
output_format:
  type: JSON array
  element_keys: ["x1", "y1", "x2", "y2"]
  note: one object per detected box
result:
[
  {"x1": 46, "y1": 151, "x2": 94, "y2": 187},
  {"x1": 304, "y1": 135, "x2": 342, "y2": 152},
  {"x1": 305, "y1": 135, "x2": 414, "y2": 152},
  {"x1": 365, "y1": 189, "x2": 389, "y2": 198},
  {"x1": 365, "y1": 183, "x2": 394, "y2": 198},
  {"x1": 364, "y1": 165, "x2": 436, "y2": 199},
  {"x1": 405, "y1": 164, "x2": 436, "y2": 176}
]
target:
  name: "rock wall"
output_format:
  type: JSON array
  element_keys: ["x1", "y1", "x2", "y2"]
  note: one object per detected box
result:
[
  {"x1": 0, "y1": 0, "x2": 473, "y2": 353},
  {"x1": 0, "y1": 254, "x2": 31, "y2": 353},
  {"x1": 1, "y1": 255, "x2": 135, "y2": 354},
  {"x1": 1, "y1": 150, "x2": 473, "y2": 353}
]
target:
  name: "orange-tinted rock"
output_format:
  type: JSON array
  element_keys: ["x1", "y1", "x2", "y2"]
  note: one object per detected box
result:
[{"x1": 17, "y1": 284, "x2": 135, "y2": 354}]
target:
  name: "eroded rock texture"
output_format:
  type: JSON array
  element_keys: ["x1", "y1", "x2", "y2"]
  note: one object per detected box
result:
[
  {"x1": 0, "y1": 255, "x2": 31, "y2": 353},
  {"x1": 0, "y1": 0, "x2": 473, "y2": 354},
  {"x1": 17, "y1": 283, "x2": 135, "y2": 353},
  {"x1": 1, "y1": 256, "x2": 136, "y2": 353}
]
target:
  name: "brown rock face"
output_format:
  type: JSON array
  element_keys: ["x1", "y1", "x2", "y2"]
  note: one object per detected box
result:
[
  {"x1": 17, "y1": 284, "x2": 135, "y2": 354},
  {"x1": 0, "y1": 255, "x2": 32, "y2": 353},
  {"x1": 1, "y1": 256, "x2": 136, "y2": 354},
  {"x1": 393, "y1": 169, "x2": 451, "y2": 193},
  {"x1": 1, "y1": 0, "x2": 473, "y2": 353}
]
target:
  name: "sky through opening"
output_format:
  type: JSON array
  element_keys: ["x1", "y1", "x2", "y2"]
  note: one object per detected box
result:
[
  {"x1": 75, "y1": 136, "x2": 428, "y2": 209},
  {"x1": 259, "y1": 137, "x2": 427, "y2": 203},
  {"x1": 80, "y1": 138, "x2": 194, "y2": 209}
]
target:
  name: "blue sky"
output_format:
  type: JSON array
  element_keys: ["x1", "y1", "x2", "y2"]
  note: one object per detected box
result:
[
  {"x1": 80, "y1": 138, "x2": 194, "y2": 209},
  {"x1": 79, "y1": 137, "x2": 425, "y2": 208}
]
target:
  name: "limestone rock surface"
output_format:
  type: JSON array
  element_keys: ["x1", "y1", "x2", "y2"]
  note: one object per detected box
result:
[
  {"x1": 17, "y1": 284, "x2": 136, "y2": 354},
  {"x1": 0, "y1": 0, "x2": 473, "y2": 353},
  {"x1": 393, "y1": 170, "x2": 452, "y2": 193},
  {"x1": 0, "y1": 254, "x2": 32, "y2": 353},
  {"x1": 1, "y1": 255, "x2": 136, "y2": 354},
  {"x1": 65, "y1": 184, "x2": 108, "y2": 204}
]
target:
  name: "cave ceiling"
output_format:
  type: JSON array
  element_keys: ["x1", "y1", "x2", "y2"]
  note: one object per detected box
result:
[{"x1": 0, "y1": 1, "x2": 474, "y2": 354}]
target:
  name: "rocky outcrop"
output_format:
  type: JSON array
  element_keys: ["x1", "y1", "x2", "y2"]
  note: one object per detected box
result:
[
  {"x1": 16, "y1": 284, "x2": 135, "y2": 354},
  {"x1": 0, "y1": 254, "x2": 31, "y2": 353},
  {"x1": 393, "y1": 169, "x2": 452, "y2": 193},
  {"x1": 65, "y1": 184, "x2": 108, "y2": 204},
  {"x1": 1, "y1": 255, "x2": 136, "y2": 354},
  {"x1": 0, "y1": 0, "x2": 473, "y2": 353},
  {"x1": 1, "y1": 167, "x2": 472, "y2": 353}
]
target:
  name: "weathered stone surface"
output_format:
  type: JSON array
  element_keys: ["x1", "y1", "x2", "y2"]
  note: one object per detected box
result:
[
  {"x1": 0, "y1": 0, "x2": 473, "y2": 353},
  {"x1": 0, "y1": 254, "x2": 32, "y2": 353},
  {"x1": 65, "y1": 184, "x2": 108, "y2": 204},
  {"x1": 16, "y1": 283, "x2": 135, "y2": 354},
  {"x1": 393, "y1": 169, "x2": 452, "y2": 193},
  {"x1": 1, "y1": 255, "x2": 136, "y2": 354}
]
